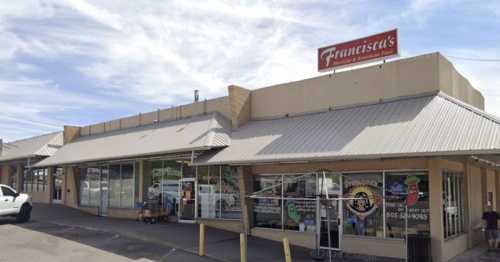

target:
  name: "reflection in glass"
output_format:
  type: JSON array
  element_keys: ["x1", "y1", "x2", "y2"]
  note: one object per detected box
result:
[
  {"x1": 343, "y1": 173, "x2": 383, "y2": 237},
  {"x1": 385, "y1": 172, "x2": 430, "y2": 238}
]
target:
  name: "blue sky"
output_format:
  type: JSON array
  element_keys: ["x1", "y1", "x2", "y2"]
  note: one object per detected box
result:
[{"x1": 1, "y1": 0, "x2": 500, "y2": 141}]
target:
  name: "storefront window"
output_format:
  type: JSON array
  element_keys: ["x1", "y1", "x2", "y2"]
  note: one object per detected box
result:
[
  {"x1": 149, "y1": 160, "x2": 182, "y2": 215},
  {"x1": 443, "y1": 171, "x2": 464, "y2": 238},
  {"x1": 109, "y1": 165, "x2": 121, "y2": 208},
  {"x1": 197, "y1": 166, "x2": 242, "y2": 220},
  {"x1": 121, "y1": 164, "x2": 135, "y2": 208},
  {"x1": 198, "y1": 166, "x2": 217, "y2": 219},
  {"x1": 283, "y1": 175, "x2": 316, "y2": 231},
  {"x1": 23, "y1": 168, "x2": 48, "y2": 193},
  {"x1": 253, "y1": 175, "x2": 283, "y2": 229},
  {"x1": 343, "y1": 173, "x2": 384, "y2": 237},
  {"x1": 385, "y1": 172, "x2": 430, "y2": 238},
  {"x1": 88, "y1": 167, "x2": 101, "y2": 207},
  {"x1": 80, "y1": 168, "x2": 90, "y2": 206},
  {"x1": 220, "y1": 166, "x2": 241, "y2": 219},
  {"x1": 80, "y1": 164, "x2": 135, "y2": 208}
]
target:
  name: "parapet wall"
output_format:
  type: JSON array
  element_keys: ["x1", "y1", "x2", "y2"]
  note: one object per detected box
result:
[
  {"x1": 249, "y1": 52, "x2": 484, "y2": 120},
  {"x1": 74, "y1": 52, "x2": 484, "y2": 139},
  {"x1": 79, "y1": 96, "x2": 230, "y2": 137}
]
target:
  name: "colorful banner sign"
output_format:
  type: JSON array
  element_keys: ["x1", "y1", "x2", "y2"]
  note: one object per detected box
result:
[{"x1": 318, "y1": 29, "x2": 398, "y2": 71}]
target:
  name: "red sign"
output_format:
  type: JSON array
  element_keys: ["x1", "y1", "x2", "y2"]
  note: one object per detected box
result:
[{"x1": 318, "y1": 29, "x2": 398, "y2": 72}]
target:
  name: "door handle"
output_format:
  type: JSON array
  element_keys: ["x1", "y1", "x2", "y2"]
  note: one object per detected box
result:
[{"x1": 4, "y1": 199, "x2": 8, "y2": 202}]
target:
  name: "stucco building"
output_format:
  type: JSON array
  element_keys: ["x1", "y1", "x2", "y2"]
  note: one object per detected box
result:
[{"x1": 1, "y1": 52, "x2": 499, "y2": 261}]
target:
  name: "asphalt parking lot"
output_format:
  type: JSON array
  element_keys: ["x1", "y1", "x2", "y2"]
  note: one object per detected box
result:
[{"x1": 0, "y1": 217, "x2": 218, "y2": 262}]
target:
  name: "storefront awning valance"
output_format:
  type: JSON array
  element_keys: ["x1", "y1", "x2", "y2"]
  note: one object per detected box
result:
[
  {"x1": 34, "y1": 112, "x2": 231, "y2": 167},
  {"x1": 0, "y1": 132, "x2": 63, "y2": 163},
  {"x1": 195, "y1": 92, "x2": 500, "y2": 165}
]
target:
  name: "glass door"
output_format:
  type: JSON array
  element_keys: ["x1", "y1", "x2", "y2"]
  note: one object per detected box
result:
[
  {"x1": 319, "y1": 198, "x2": 341, "y2": 250},
  {"x1": 317, "y1": 172, "x2": 342, "y2": 250},
  {"x1": 179, "y1": 178, "x2": 196, "y2": 222},
  {"x1": 52, "y1": 168, "x2": 63, "y2": 204}
]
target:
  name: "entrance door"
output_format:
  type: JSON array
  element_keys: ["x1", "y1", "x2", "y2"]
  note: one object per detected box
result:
[
  {"x1": 179, "y1": 178, "x2": 196, "y2": 222},
  {"x1": 52, "y1": 168, "x2": 63, "y2": 204},
  {"x1": 317, "y1": 172, "x2": 342, "y2": 250},
  {"x1": 99, "y1": 168, "x2": 109, "y2": 216},
  {"x1": 319, "y1": 198, "x2": 341, "y2": 250}
]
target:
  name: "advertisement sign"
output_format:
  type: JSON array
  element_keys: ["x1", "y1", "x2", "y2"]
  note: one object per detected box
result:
[
  {"x1": 318, "y1": 29, "x2": 398, "y2": 72},
  {"x1": 344, "y1": 178, "x2": 382, "y2": 218}
]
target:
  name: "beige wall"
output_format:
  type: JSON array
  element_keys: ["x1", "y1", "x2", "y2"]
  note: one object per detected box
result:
[
  {"x1": 30, "y1": 191, "x2": 51, "y2": 203},
  {"x1": 64, "y1": 166, "x2": 79, "y2": 208},
  {"x1": 438, "y1": 55, "x2": 484, "y2": 110},
  {"x1": 342, "y1": 235, "x2": 405, "y2": 259},
  {"x1": 250, "y1": 53, "x2": 483, "y2": 120},
  {"x1": 0, "y1": 164, "x2": 9, "y2": 185},
  {"x1": 442, "y1": 234, "x2": 468, "y2": 262},
  {"x1": 469, "y1": 165, "x2": 483, "y2": 246}
]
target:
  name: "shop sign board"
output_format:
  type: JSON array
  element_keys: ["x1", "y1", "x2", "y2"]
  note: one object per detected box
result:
[{"x1": 318, "y1": 29, "x2": 398, "y2": 72}]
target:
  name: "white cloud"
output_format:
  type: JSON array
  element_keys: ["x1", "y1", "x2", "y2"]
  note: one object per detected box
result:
[
  {"x1": 1, "y1": 0, "x2": 500, "y2": 142},
  {"x1": 0, "y1": 78, "x2": 112, "y2": 141}
]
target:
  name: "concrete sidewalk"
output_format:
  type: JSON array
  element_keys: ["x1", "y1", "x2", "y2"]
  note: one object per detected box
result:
[
  {"x1": 448, "y1": 243, "x2": 500, "y2": 262},
  {"x1": 28, "y1": 203, "x2": 318, "y2": 262},
  {"x1": 12, "y1": 204, "x2": 497, "y2": 262}
]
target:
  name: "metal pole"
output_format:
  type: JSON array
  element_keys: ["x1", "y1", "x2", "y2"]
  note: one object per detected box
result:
[
  {"x1": 199, "y1": 223, "x2": 205, "y2": 256},
  {"x1": 324, "y1": 172, "x2": 332, "y2": 262},
  {"x1": 283, "y1": 238, "x2": 292, "y2": 262},
  {"x1": 240, "y1": 233, "x2": 247, "y2": 262}
]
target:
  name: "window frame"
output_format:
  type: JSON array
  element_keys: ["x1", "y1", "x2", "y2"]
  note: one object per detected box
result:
[
  {"x1": 197, "y1": 165, "x2": 242, "y2": 221},
  {"x1": 252, "y1": 173, "x2": 318, "y2": 231},
  {"x1": 250, "y1": 169, "x2": 431, "y2": 239},
  {"x1": 78, "y1": 163, "x2": 136, "y2": 209},
  {"x1": 443, "y1": 171, "x2": 465, "y2": 239}
]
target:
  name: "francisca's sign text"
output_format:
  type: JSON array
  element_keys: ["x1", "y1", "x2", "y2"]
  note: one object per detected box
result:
[{"x1": 318, "y1": 29, "x2": 398, "y2": 71}]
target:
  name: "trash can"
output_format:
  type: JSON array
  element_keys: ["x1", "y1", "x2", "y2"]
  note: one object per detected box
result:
[{"x1": 407, "y1": 234, "x2": 432, "y2": 262}]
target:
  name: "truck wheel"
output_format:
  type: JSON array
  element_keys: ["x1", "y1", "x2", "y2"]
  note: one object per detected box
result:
[{"x1": 16, "y1": 204, "x2": 32, "y2": 223}]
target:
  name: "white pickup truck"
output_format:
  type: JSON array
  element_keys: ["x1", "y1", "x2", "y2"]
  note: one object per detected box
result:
[{"x1": 0, "y1": 184, "x2": 32, "y2": 222}]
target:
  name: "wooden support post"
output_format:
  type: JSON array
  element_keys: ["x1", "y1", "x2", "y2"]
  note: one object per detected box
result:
[
  {"x1": 283, "y1": 237, "x2": 292, "y2": 262},
  {"x1": 199, "y1": 223, "x2": 205, "y2": 256},
  {"x1": 240, "y1": 233, "x2": 247, "y2": 262}
]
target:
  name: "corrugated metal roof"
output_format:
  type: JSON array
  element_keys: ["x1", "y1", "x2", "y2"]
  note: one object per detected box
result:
[
  {"x1": 195, "y1": 92, "x2": 500, "y2": 165},
  {"x1": 34, "y1": 112, "x2": 230, "y2": 167},
  {"x1": 0, "y1": 132, "x2": 63, "y2": 163}
]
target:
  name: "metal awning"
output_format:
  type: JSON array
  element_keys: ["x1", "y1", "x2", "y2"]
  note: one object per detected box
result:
[
  {"x1": 195, "y1": 92, "x2": 500, "y2": 165},
  {"x1": 34, "y1": 112, "x2": 230, "y2": 167},
  {"x1": 0, "y1": 132, "x2": 63, "y2": 163}
]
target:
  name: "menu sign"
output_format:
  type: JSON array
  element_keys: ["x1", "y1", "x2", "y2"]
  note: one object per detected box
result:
[{"x1": 318, "y1": 29, "x2": 398, "y2": 71}]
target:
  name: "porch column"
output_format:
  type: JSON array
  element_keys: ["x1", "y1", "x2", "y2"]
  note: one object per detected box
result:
[
  {"x1": 138, "y1": 160, "x2": 145, "y2": 202},
  {"x1": 65, "y1": 166, "x2": 79, "y2": 208},
  {"x1": 0, "y1": 164, "x2": 10, "y2": 185},
  {"x1": 238, "y1": 166, "x2": 253, "y2": 234},
  {"x1": 428, "y1": 158, "x2": 444, "y2": 262},
  {"x1": 463, "y1": 159, "x2": 473, "y2": 248},
  {"x1": 47, "y1": 167, "x2": 54, "y2": 204},
  {"x1": 16, "y1": 162, "x2": 23, "y2": 192}
]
